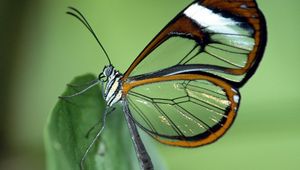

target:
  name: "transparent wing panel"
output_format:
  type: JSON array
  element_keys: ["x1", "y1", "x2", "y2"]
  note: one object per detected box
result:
[
  {"x1": 130, "y1": 37, "x2": 199, "y2": 77},
  {"x1": 126, "y1": 78, "x2": 239, "y2": 145},
  {"x1": 129, "y1": 22, "x2": 255, "y2": 83}
]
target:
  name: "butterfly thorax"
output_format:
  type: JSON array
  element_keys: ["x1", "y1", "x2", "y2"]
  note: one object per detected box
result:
[{"x1": 102, "y1": 65, "x2": 123, "y2": 106}]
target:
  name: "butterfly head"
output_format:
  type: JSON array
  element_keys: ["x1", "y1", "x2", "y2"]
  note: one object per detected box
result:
[{"x1": 99, "y1": 65, "x2": 119, "y2": 81}]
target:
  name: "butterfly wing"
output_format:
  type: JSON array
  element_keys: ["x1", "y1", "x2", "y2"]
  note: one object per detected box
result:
[
  {"x1": 121, "y1": 0, "x2": 266, "y2": 147},
  {"x1": 122, "y1": 74, "x2": 240, "y2": 147},
  {"x1": 123, "y1": 0, "x2": 267, "y2": 87}
]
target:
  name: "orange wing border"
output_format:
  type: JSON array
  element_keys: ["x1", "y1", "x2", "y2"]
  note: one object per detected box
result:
[{"x1": 122, "y1": 74, "x2": 240, "y2": 147}]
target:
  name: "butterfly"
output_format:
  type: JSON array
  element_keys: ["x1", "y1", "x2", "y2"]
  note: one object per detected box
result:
[{"x1": 62, "y1": 0, "x2": 267, "y2": 170}]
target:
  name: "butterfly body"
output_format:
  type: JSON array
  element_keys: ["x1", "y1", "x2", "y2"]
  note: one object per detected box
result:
[{"x1": 103, "y1": 65, "x2": 123, "y2": 106}]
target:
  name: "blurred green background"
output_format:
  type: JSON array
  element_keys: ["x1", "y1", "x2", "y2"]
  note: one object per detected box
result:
[{"x1": 1, "y1": 0, "x2": 300, "y2": 170}]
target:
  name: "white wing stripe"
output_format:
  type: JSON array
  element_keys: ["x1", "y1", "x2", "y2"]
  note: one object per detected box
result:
[{"x1": 184, "y1": 3, "x2": 240, "y2": 34}]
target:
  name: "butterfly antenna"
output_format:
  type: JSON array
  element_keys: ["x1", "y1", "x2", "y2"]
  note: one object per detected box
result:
[{"x1": 66, "y1": 7, "x2": 112, "y2": 65}]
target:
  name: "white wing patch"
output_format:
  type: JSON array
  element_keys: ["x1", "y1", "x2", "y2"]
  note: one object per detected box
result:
[
  {"x1": 183, "y1": 3, "x2": 254, "y2": 51},
  {"x1": 184, "y1": 3, "x2": 239, "y2": 34}
]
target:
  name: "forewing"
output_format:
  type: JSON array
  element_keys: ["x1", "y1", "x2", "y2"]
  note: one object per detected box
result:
[
  {"x1": 123, "y1": 0, "x2": 266, "y2": 87},
  {"x1": 122, "y1": 74, "x2": 240, "y2": 147}
]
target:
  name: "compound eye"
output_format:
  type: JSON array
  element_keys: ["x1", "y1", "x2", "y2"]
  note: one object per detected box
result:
[{"x1": 104, "y1": 66, "x2": 112, "y2": 76}]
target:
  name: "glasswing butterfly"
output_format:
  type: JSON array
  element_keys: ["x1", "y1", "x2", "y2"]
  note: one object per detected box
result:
[{"x1": 62, "y1": 0, "x2": 267, "y2": 169}]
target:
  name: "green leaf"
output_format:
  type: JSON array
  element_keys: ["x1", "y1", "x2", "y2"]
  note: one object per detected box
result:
[
  {"x1": 45, "y1": 74, "x2": 167, "y2": 170},
  {"x1": 44, "y1": 74, "x2": 143, "y2": 170}
]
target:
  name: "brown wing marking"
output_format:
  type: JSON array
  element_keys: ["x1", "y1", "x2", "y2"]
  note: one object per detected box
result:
[{"x1": 122, "y1": 14, "x2": 206, "y2": 80}]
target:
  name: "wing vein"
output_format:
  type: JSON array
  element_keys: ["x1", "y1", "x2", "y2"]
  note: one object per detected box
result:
[
  {"x1": 204, "y1": 50, "x2": 243, "y2": 68},
  {"x1": 152, "y1": 103, "x2": 186, "y2": 138},
  {"x1": 207, "y1": 44, "x2": 249, "y2": 54},
  {"x1": 178, "y1": 44, "x2": 199, "y2": 65},
  {"x1": 127, "y1": 96, "x2": 157, "y2": 133},
  {"x1": 173, "y1": 103, "x2": 213, "y2": 133}
]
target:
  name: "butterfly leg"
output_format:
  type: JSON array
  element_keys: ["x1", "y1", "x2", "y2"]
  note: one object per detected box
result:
[
  {"x1": 85, "y1": 81, "x2": 110, "y2": 138},
  {"x1": 85, "y1": 107, "x2": 115, "y2": 138},
  {"x1": 67, "y1": 78, "x2": 99, "y2": 89},
  {"x1": 100, "y1": 80, "x2": 106, "y2": 99},
  {"x1": 123, "y1": 99, "x2": 153, "y2": 170},
  {"x1": 80, "y1": 106, "x2": 110, "y2": 170},
  {"x1": 59, "y1": 80, "x2": 100, "y2": 99}
]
